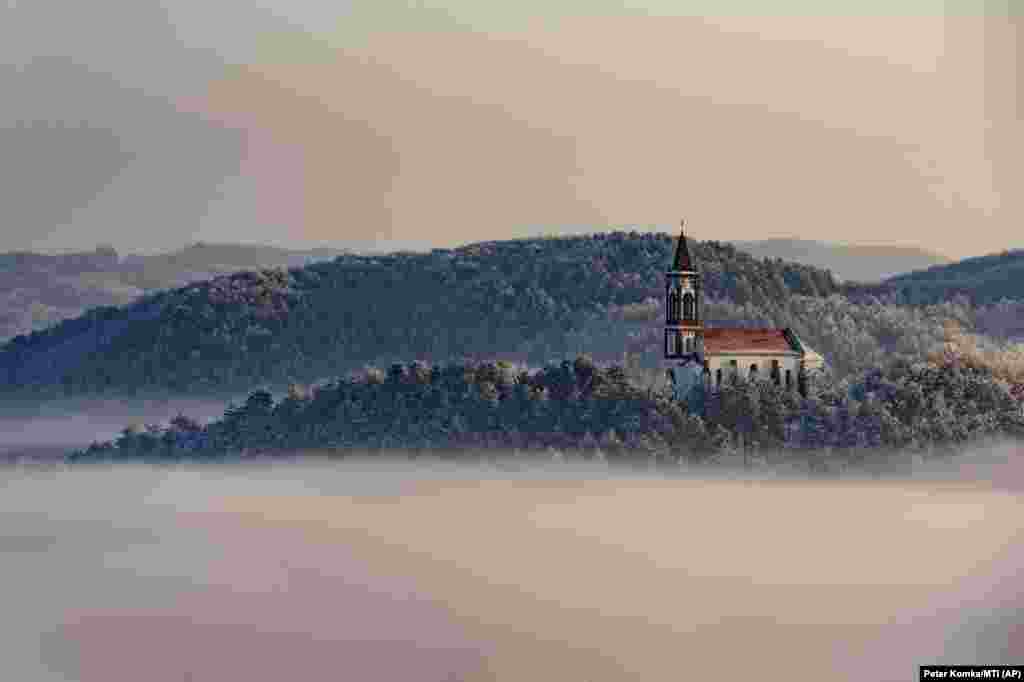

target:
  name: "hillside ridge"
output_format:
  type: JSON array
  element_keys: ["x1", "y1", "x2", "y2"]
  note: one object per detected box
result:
[
  {"x1": 0, "y1": 231, "x2": 843, "y2": 401},
  {"x1": 731, "y1": 238, "x2": 950, "y2": 283}
]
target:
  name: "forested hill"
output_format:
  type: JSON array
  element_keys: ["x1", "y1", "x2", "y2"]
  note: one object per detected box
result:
[
  {"x1": 69, "y1": 351, "x2": 1024, "y2": 466},
  {"x1": 0, "y1": 242, "x2": 350, "y2": 343},
  {"x1": 731, "y1": 239, "x2": 949, "y2": 283},
  {"x1": 842, "y1": 248, "x2": 1024, "y2": 306},
  {"x1": 0, "y1": 232, "x2": 842, "y2": 400}
]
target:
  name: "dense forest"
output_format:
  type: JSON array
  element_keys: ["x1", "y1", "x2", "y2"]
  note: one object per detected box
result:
[
  {"x1": 842, "y1": 248, "x2": 1024, "y2": 307},
  {"x1": 0, "y1": 232, "x2": 847, "y2": 401},
  {"x1": 0, "y1": 242, "x2": 348, "y2": 343},
  {"x1": 591, "y1": 294, "x2": 984, "y2": 381},
  {"x1": 70, "y1": 322, "x2": 1024, "y2": 469},
  {"x1": 9, "y1": 230, "x2": 1024, "y2": 471}
]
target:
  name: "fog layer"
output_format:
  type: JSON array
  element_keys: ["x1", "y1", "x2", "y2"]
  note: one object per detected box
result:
[{"x1": 2, "y1": 452, "x2": 1021, "y2": 681}]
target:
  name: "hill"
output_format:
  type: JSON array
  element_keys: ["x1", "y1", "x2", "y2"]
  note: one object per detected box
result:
[
  {"x1": 68, "y1": 351, "x2": 1024, "y2": 466},
  {"x1": 874, "y1": 248, "x2": 1024, "y2": 306},
  {"x1": 833, "y1": 248, "x2": 1024, "y2": 339},
  {"x1": 118, "y1": 242, "x2": 351, "y2": 289},
  {"x1": 0, "y1": 232, "x2": 844, "y2": 401},
  {"x1": 0, "y1": 243, "x2": 349, "y2": 343},
  {"x1": 731, "y1": 238, "x2": 950, "y2": 283}
]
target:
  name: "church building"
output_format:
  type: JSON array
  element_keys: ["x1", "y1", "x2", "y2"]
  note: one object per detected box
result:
[{"x1": 665, "y1": 222, "x2": 824, "y2": 410}]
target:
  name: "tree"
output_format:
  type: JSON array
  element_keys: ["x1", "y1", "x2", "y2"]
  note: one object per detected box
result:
[
  {"x1": 574, "y1": 354, "x2": 597, "y2": 387},
  {"x1": 599, "y1": 429, "x2": 624, "y2": 457},
  {"x1": 734, "y1": 275, "x2": 754, "y2": 305},
  {"x1": 245, "y1": 389, "x2": 275, "y2": 415},
  {"x1": 477, "y1": 381, "x2": 500, "y2": 407},
  {"x1": 408, "y1": 361, "x2": 432, "y2": 385},
  {"x1": 673, "y1": 412, "x2": 712, "y2": 461},
  {"x1": 170, "y1": 413, "x2": 203, "y2": 433},
  {"x1": 286, "y1": 383, "x2": 310, "y2": 401},
  {"x1": 755, "y1": 383, "x2": 788, "y2": 450},
  {"x1": 365, "y1": 366, "x2": 385, "y2": 385}
]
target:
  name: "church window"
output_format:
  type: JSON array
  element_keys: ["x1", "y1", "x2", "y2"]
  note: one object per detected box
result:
[
  {"x1": 683, "y1": 292, "x2": 694, "y2": 320},
  {"x1": 749, "y1": 363, "x2": 758, "y2": 379},
  {"x1": 785, "y1": 369, "x2": 792, "y2": 388}
]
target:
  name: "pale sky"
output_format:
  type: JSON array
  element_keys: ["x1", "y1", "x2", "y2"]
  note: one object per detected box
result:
[{"x1": 3, "y1": 1, "x2": 1021, "y2": 258}]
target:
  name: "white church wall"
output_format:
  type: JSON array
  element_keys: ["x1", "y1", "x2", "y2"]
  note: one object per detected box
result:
[
  {"x1": 705, "y1": 353, "x2": 803, "y2": 389},
  {"x1": 705, "y1": 354, "x2": 801, "y2": 375}
]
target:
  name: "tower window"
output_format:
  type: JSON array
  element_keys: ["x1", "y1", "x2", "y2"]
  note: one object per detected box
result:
[
  {"x1": 683, "y1": 292, "x2": 694, "y2": 320},
  {"x1": 668, "y1": 289, "x2": 680, "y2": 322}
]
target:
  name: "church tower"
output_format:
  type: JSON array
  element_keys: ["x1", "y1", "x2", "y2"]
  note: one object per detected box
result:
[{"x1": 664, "y1": 221, "x2": 704, "y2": 363}]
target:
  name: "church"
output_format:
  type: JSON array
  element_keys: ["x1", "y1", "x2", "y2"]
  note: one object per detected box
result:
[{"x1": 664, "y1": 222, "x2": 824, "y2": 411}]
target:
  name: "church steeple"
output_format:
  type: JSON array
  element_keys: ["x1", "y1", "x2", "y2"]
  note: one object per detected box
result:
[
  {"x1": 671, "y1": 222, "x2": 694, "y2": 272},
  {"x1": 664, "y1": 219, "x2": 704, "y2": 362}
]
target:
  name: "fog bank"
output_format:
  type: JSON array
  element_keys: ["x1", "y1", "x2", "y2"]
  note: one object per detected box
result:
[{"x1": 2, "y1": 449, "x2": 1021, "y2": 681}]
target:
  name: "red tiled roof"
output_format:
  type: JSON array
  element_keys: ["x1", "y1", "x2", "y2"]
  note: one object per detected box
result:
[{"x1": 703, "y1": 328, "x2": 795, "y2": 354}]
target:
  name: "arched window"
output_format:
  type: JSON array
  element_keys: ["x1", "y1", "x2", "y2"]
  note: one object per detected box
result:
[
  {"x1": 771, "y1": 360, "x2": 781, "y2": 385},
  {"x1": 675, "y1": 332, "x2": 683, "y2": 355},
  {"x1": 682, "y1": 292, "x2": 695, "y2": 320},
  {"x1": 785, "y1": 369, "x2": 792, "y2": 388},
  {"x1": 715, "y1": 368, "x2": 722, "y2": 387},
  {"x1": 749, "y1": 363, "x2": 758, "y2": 379}
]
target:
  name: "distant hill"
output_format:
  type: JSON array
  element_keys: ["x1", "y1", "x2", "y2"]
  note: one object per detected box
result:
[
  {"x1": 0, "y1": 232, "x2": 844, "y2": 401},
  {"x1": 882, "y1": 248, "x2": 1024, "y2": 302},
  {"x1": 731, "y1": 239, "x2": 950, "y2": 283},
  {"x1": 121, "y1": 242, "x2": 350, "y2": 282},
  {"x1": 838, "y1": 248, "x2": 1024, "y2": 309},
  {"x1": 0, "y1": 243, "x2": 349, "y2": 343}
]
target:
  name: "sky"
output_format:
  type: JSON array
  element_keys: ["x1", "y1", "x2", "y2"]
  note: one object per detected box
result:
[{"x1": 3, "y1": 1, "x2": 1021, "y2": 258}]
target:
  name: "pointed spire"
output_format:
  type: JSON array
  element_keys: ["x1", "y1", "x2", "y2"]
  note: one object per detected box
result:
[{"x1": 672, "y1": 219, "x2": 694, "y2": 271}]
